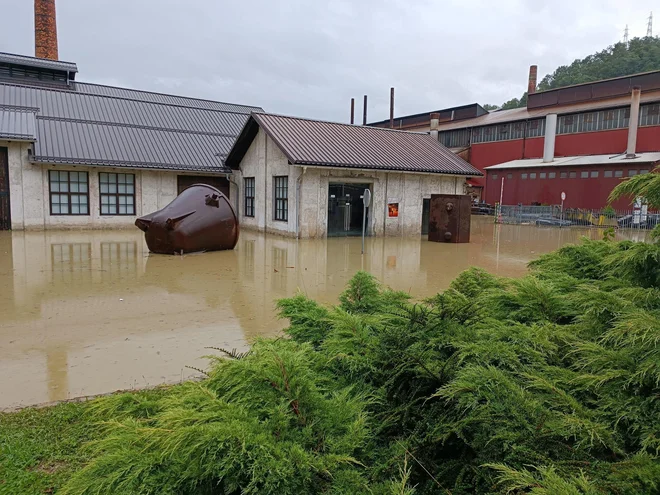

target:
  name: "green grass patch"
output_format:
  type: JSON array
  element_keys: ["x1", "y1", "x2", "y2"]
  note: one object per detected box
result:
[{"x1": 0, "y1": 388, "x2": 174, "y2": 494}]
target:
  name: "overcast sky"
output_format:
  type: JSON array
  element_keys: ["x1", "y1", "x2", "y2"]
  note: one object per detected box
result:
[{"x1": 1, "y1": 0, "x2": 657, "y2": 122}]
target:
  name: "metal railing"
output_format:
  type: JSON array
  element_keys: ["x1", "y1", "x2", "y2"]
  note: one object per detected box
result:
[{"x1": 495, "y1": 204, "x2": 659, "y2": 230}]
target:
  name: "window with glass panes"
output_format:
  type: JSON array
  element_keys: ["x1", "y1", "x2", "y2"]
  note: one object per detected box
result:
[
  {"x1": 244, "y1": 177, "x2": 255, "y2": 217},
  {"x1": 100, "y1": 173, "x2": 135, "y2": 215},
  {"x1": 273, "y1": 176, "x2": 288, "y2": 221},
  {"x1": 49, "y1": 171, "x2": 89, "y2": 215}
]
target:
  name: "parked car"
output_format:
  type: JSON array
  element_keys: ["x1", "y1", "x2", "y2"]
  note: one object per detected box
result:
[
  {"x1": 535, "y1": 218, "x2": 573, "y2": 227},
  {"x1": 471, "y1": 203, "x2": 495, "y2": 215},
  {"x1": 617, "y1": 213, "x2": 660, "y2": 229}
]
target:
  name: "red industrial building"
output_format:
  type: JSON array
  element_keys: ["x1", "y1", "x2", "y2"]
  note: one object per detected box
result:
[{"x1": 372, "y1": 68, "x2": 660, "y2": 209}]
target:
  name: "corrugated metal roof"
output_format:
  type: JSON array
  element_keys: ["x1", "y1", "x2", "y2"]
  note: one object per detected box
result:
[
  {"x1": 225, "y1": 113, "x2": 482, "y2": 176},
  {"x1": 0, "y1": 52, "x2": 78, "y2": 74},
  {"x1": 436, "y1": 90, "x2": 660, "y2": 132},
  {"x1": 0, "y1": 56, "x2": 264, "y2": 173},
  {"x1": 484, "y1": 152, "x2": 660, "y2": 170},
  {"x1": 33, "y1": 118, "x2": 235, "y2": 172},
  {"x1": 0, "y1": 106, "x2": 37, "y2": 141}
]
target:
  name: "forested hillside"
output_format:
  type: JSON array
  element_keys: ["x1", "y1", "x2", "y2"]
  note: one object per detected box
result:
[{"x1": 491, "y1": 36, "x2": 660, "y2": 110}]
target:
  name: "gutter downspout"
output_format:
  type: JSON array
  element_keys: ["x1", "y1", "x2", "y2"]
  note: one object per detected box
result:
[
  {"x1": 227, "y1": 173, "x2": 239, "y2": 219},
  {"x1": 296, "y1": 167, "x2": 305, "y2": 239},
  {"x1": 263, "y1": 132, "x2": 268, "y2": 233}
]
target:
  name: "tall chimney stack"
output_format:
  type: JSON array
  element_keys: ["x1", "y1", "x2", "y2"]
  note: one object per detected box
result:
[
  {"x1": 389, "y1": 87, "x2": 394, "y2": 129},
  {"x1": 35, "y1": 0, "x2": 59, "y2": 60},
  {"x1": 350, "y1": 98, "x2": 355, "y2": 124},
  {"x1": 626, "y1": 86, "x2": 642, "y2": 158},
  {"x1": 528, "y1": 65, "x2": 538, "y2": 95},
  {"x1": 363, "y1": 95, "x2": 367, "y2": 125}
]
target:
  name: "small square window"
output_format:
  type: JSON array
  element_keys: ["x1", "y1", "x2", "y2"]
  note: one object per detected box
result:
[
  {"x1": 590, "y1": 171, "x2": 599, "y2": 178},
  {"x1": 530, "y1": 173, "x2": 537, "y2": 179},
  {"x1": 100, "y1": 173, "x2": 135, "y2": 215},
  {"x1": 604, "y1": 170, "x2": 613, "y2": 178},
  {"x1": 560, "y1": 172, "x2": 568, "y2": 179},
  {"x1": 628, "y1": 170, "x2": 638, "y2": 177},
  {"x1": 507, "y1": 173, "x2": 513, "y2": 179},
  {"x1": 521, "y1": 173, "x2": 528, "y2": 180},
  {"x1": 540, "y1": 173, "x2": 547, "y2": 179},
  {"x1": 640, "y1": 169, "x2": 649, "y2": 174},
  {"x1": 548, "y1": 172, "x2": 556, "y2": 179},
  {"x1": 615, "y1": 170, "x2": 623, "y2": 178},
  {"x1": 569, "y1": 172, "x2": 577, "y2": 179},
  {"x1": 492, "y1": 174, "x2": 498, "y2": 180},
  {"x1": 581, "y1": 171, "x2": 589, "y2": 179}
]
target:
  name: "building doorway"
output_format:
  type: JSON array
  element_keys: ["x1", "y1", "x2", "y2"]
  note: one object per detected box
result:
[
  {"x1": 177, "y1": 175, "x2": 230, "y2": 197},
  {"x1": 0, "y1": 147, "x2": 10, "y2": 230},
  {"x1": 327, "y1": 183, "x2": 370, "y2": 237}
]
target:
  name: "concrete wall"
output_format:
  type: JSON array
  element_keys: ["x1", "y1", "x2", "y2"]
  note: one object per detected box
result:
[
  {"x1": 235, "y1": 128, "x2": 301, "y2": 236},
  {"x1": 2, "y1": 139, "x2": 200, "y2": 230},
  {"x1": 234, "y1": 129, "x2": 466, "y2": 238}
]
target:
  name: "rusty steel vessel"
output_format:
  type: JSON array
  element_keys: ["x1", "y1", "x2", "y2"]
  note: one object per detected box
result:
[{"x1": 136, "y1": 184, "x2": 239, "y2": 254}]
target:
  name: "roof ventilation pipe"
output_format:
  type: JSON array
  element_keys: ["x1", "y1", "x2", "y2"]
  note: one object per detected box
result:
[
  {"x1": 543, "y1": 113, "x2": 557, "y2": 163},
  {"x1": 389, "y1": 87, "x2": 395, "y2": 128},
  {"x1": 430, "y1": 113, "x2": 440, "y2": 141},
  {"x1": 626, "y1": 85, "x2": 641, "y2": 158}
]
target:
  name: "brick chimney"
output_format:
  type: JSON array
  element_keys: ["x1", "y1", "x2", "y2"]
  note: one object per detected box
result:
[
  {"x1": 35, "y1": 0, "x2": 59, "y2": 60},
  {"x1": 528, "y1": 65, "x2": 538, "y2": 94}
]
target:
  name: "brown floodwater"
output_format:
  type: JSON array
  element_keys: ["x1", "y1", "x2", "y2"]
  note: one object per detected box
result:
[{"x1": 0, "y1": 217, "x2": 649, "y2": 410}]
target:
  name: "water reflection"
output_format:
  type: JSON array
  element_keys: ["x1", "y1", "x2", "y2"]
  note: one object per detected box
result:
[{"x1": 0, "y1": 219, "x2": 648, "y2": 409}]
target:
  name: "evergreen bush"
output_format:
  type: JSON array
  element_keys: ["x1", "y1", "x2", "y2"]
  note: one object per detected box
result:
[{"x1": 61, "y1": 239, "x2": 660, "y2": 494}]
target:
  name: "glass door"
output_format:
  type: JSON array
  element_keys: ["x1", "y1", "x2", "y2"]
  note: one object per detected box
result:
[{"x1": 327, "y1": 183, "x2": 370, "y2": 237}]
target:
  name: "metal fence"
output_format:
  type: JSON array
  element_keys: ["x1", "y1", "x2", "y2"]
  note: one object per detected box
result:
[{"x1": 495, "y1": 204, "x2": 659, "y2": 230}]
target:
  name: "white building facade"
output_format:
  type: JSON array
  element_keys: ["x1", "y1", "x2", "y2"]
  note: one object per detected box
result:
[
  {"x1": 224, "y1": 113, "x2": 482, "y2": 238},
  {"x1": 0, "y1": 52, "x2": 262, "y2": 232}
]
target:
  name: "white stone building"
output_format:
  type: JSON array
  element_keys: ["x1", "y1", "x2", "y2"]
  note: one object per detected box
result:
[
  {"x1": 224, "y1": 113, "x2": 482, "y2": 238},
  {"x1": 0, "y1": 52, "x2": 262, "y2": 231}
]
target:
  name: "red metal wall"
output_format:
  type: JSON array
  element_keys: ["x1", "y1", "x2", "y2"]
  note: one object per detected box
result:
[
  {"x1": 484, "y1": 164, "x2": 652, "y2": 209},
  {"x1": 467, "y1": 126, "x2": 660, "y2": 206}
]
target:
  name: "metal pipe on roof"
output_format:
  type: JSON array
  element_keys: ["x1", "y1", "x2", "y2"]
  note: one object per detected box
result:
[
  {"x1": 350, "y1": 98, "x2": 355, "y2": 124},
  {"x1": 363, "y1": 95, "x2": 368, "y2": 125},
  {"x1": 390, "y1": 87, "x2": 394, "y2": 129},
  {"x1": 430, "y1": 113, "x2": 440, "y2": 141},
  {"x1": 542, "y1": 114, "x2": 557, "y2": 163},
  {"x1": 626, "y1": 85, "x2": 642, "y2": 158}
]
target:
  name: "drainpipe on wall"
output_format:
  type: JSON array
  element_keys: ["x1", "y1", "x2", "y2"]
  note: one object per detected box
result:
[
  {"x1": 263, "y1": 132, "x2": 268, "y2": 233},
  {"x1": 227, "y1": 173, "x2": 239, "y2": 219},
  {"x1": 542, "y1": 114, "x2": 557, "y2": 163},
  {"x1": 626, "y1": 85, "x2": 642, "y2": 158},
  {"x1": 296, "y1": 167, "x2": 305, "y2": 239}
]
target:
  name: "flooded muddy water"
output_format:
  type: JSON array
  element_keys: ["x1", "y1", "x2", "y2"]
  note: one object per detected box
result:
[{"x1": 0, "y1": 217, "x2": 649, "y2": 409}]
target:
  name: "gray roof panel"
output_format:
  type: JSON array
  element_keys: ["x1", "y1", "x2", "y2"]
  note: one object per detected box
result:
[
  {"x1": 225, "y1": 113, "x2": 482, "y2": 176},
  {"x1": 33, "y1": 118, "x2": 235, "y2": 172},
  {"x1": 0, "y1": 106, "x2": 37, "y2": 141},
  {"x1": 0, "y1": 57, "x2": 264, "y2": 173}
]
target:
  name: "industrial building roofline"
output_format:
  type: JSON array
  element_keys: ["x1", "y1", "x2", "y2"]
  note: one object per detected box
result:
[{"x1": 484, "y1": 152, "x2": 660, "y2": 170}]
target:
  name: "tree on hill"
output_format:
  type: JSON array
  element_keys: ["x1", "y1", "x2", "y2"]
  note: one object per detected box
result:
[{"x1": 487, "y1": 36, "x2": 660, "y2": 111}]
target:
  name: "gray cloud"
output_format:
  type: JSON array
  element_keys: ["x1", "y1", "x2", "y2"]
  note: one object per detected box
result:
[{"x1": 1, "y1": 0, "x2": 656, "y2": 122}]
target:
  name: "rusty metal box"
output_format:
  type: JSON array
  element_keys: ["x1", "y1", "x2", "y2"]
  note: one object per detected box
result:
[{"x1": 428, "y1": 194, "x2": 471, "y2": 243}]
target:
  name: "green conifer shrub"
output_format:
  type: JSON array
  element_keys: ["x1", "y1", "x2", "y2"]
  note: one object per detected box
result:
[{"x1": 61, "y1": 240, "x2": 660, "y2": 494}]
